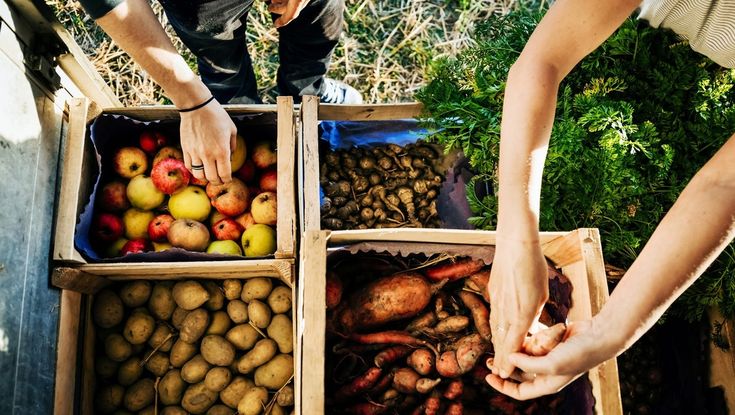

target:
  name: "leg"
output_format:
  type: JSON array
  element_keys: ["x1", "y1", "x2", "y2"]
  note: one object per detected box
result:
[
  {"x1": 159, "y1": 0, "x2": 262, "y2": 104},
  {"x1": 276, "y1": 0, "x2": 344, "y2": 99}
]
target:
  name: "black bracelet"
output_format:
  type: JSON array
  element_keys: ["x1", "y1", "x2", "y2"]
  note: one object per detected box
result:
[{"x1": 178, "y1": 96, "x2": 215, "y2": 113}]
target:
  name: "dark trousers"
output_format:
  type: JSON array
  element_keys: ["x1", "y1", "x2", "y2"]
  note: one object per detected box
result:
[{"x1": 159, "y1": 0, "x2": 344, "y2": 104}]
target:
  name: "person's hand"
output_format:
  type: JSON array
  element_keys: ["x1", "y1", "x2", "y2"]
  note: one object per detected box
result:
[
  {"x1": 269, "y1": 0, "x2": 310, "y2": 28},
  {"x1": 486, "y1": 319, "x2": 614, "y2": 400},
  {"x1": 488, "y1": 236, "x2": 548, "y2": 379},
  {"x1": 180, "y1": 99, "x2": 237, "y2": 185}
]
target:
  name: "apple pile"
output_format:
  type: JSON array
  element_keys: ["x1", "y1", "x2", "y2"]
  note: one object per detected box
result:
[{"x1": 91, "y1": 129, "x2": 279, "y2": 258}]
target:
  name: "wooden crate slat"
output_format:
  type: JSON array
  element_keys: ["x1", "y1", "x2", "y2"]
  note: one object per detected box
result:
[
  {"x1": 53, "y1": 290, "x2": 82, "y2": 415},
  {"x1": 276, "y1": 96, "x2": 297, "y2": 258},
  {"x1": 318, "y1": 102, "x2": 423, "y2": 121}
]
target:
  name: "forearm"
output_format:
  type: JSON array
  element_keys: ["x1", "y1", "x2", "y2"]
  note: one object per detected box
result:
[
  {"x1": 598, "y1": 135, "x2": 735, "y2": 352},
  {"x1": 95, "y1": 0, "x2": 210, "y2": 108}
]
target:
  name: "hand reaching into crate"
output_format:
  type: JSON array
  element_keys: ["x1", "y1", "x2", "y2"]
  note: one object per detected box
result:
[{"x1": 180, "y1": 101, "x2": 237, "y2": 185}]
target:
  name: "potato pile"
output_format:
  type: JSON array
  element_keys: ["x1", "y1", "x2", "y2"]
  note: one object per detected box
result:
[
  {"x1": 93, "y1": 278, "x2": 294, "y2": 415},
  {"x1": 319, "y1": 142, "x2": 443, "y2": 230}
]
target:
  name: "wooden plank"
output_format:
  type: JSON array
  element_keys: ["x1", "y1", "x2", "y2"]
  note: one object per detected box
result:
[
  {"x1": 329, "y1": 228, "x2": 569, "y2": 246},
  {"x1": 542, "y1": 229, "x2": 584, "y2": 268},
  {"x1": 318, "y1": 102, "x2": 423, "y2": 121},
  {"x1": 104, "y1": 104, "x2": 279, "y2": 120},
  {"x1": 53, "y1": 290, "x2": 82, "y2": 415},
  {"x1": 276, "y1": 96, "x2": 296, "y2": 259},
  {"x1": 299, "y1": 231, "x2": 328, "y2": 415},
  {"x1": 53, "y1": 97, "x2": 89, "y2": 263},
  {"x1": 709, "y1": 308, "x2": 735, "y2": 414},
  {"x1": 301, "y1": 96, "x2": 321, "y2": 232},
  {"x1": 80, "y1": 299, "x2": 95, "y2": 415},
  {"x1": 52, "y1": 267, "x2": 110, "y2": 295}
]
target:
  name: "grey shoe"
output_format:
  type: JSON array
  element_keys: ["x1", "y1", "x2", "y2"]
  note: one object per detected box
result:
[{"x1": 319, "y1": 78, "x2": 363, "y2": 104}]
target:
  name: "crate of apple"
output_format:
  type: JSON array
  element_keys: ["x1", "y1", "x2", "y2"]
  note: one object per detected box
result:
[{"x1": 91, "y1": 130, "x2": 279, "y2": 259}]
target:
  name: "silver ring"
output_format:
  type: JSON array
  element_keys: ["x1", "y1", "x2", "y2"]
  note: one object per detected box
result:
[{"x1": 191, "y1": 164, "x2": 204, "y2": 170}]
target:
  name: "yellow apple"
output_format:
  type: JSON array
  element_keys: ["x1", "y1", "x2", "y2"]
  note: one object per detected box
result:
[
  {"x1": 230, "y1": 134, "x2": 247, "y2": 173},
  {"x1": 241, "y1": 224, "x2": 276, "y2": 257},
  {"x1": 207, "y1": 240, "x2": 243, "y2": 256},
  {"x1": 152, "y1": 241, "x2": 173, "y2": 252},
  {"x1": 168, "y1": 186, "x2": 211, "y2": 222},
  {"x1": 127, "y1": 175, "x2": 165, "y2": 210},
  {"x1": 123, "y1": 208, "x2": 154, "y2": 240}
]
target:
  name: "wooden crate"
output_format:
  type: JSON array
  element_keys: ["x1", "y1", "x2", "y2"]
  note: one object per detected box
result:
[
  {"x1": 708, "y1": 308, "x2": 735, "y2": 413},
  {"x1": 53, "y1": 96, "x2": 297, "y2": 267},
  {"x1": 298, "y1": 96, "x2": 430, "y2": 232},
  {"x1": 52, "y1": 260, "x2": 299, "y2": 415},
  {"x1": 299, "y1": 228, "x2": 623, "y2": 415}
]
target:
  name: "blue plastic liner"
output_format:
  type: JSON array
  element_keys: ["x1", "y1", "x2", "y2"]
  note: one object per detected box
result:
[{"x1": 75, "y1": 112, "x2": 275, "y2": 263}]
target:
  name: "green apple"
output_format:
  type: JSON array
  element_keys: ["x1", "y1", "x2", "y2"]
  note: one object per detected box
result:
[
  {"x1": 105, "y1": 238, "x2": 129, "y2": 257},
  {"x1": 122, "y1": 208, "x2": 154, "y2": 240},
  {"x1": 207, "y1": 240, "x2": 243, "y2": 256},
  {"x1": 152, "y1": 241, "x2": 173, "y2": 252},
  {"x1": 241, "y1": 224, "x2": 276, "y2": 257},
  {"x1": 127, "y1": 175, "x2": 165, "y2": 210},
  {"x1": 168, "y1": 186, "x2": 211, "y2": 222}
]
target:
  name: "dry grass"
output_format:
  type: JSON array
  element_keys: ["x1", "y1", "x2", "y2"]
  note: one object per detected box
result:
[{"x1": 48, "y1": 0, "x2": 511, "y2": 105}]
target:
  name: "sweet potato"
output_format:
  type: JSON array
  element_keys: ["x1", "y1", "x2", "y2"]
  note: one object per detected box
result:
[
  {"x1": 369, "y1": 372, "x2": 395, "y2": 395},
  {"x1": 346, "y1": 402, "x2": 389, "y2": 415},
  {"x1": 523, "y1": 322, "x2": 566, "y2": 356},
  {"x1": 335, "y1": 367, "x2": 383, "y2": 401},
  {"x1": 406, "y1": 311, "x2": 437, "y2": 333},
  {"x1": 445, "y1": 402, "x2": 463, "y2": 415},
  {"x1": 326, "y1": 271, "x2": 343, "y2": 310},
  {"x1": 424, "y1": 258, "x2": 484, "y2": 282},
  {"x1": 425, "y1": 316, "x2": 469, "y2": 336},
  {"x1": 455, "y1": 334, "x2": 488, "y2": 373},
  {"x1": 442, "y1": 379, "x2": 463, "y2": 400},
  {"x1": 350, "y1": 331, "x2": 429, "y2": 348},
  {"x1": 423, "y1": 395, "x2": 441, "y2": 415},
  {"x1": 338, "y1": 272, "x2": 431, "y2": 332},
  {"x1": 436, "y1": 351, "x2": 461, "y2": 378},
  {"x1": 407, "y1": 349, "x2": 434, "y2": 376},
  {"x1": 415, "y1": 378, "x2": 441, "y2": 394},
  {"x1": 392, "y1": 367, "x2": 420, "y2": 394},
  {"x1": 458, "y1": 291, "x2": 491, "y2": 341},
  {"x1": 374, "y1": 345, "x2": 413, "y2": 368},
  {"x1": 464, "y1": 269, "x2": 490, "y2": 302}
]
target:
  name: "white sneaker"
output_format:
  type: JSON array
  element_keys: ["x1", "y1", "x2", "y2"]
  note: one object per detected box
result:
[{"x1": 320, "y1": 78, "x2": 363, "y2": 104}]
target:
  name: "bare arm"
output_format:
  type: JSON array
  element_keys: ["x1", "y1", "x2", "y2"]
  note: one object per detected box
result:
[
  {"x1": 96, "y1": 0, "x2": 236, "y2": 184},
  {"x1": 489, "y1": 0, "x2": 642, "y2": 378}
]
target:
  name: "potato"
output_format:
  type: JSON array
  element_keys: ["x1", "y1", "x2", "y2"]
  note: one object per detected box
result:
[
  {"x1": 117, "y1": 357, "x2": 144, "y2": 386},
  {"x1": 270, "y1": 404, "x2": 287, "y2": 415},
  {"x1": 237, "y1": 339, "x2": 277, "y2": 374},
  {"x1": 204, "y1": 367, "x2": 232, "y2": 392},
  {"x1": 94, "y1": 289, "x2": 125, "y2": 329},
  {"x1": 131, "y1": 341, "x2": 145, "y2": 355},
  {"x1": 225, "y1": 324, "x2": 259, "y2": 350},
  {"x1": 219, "y1": 376, "x2": 254, "y2": 408},
  {"x1": 241, "y1": 278, "x2": 273, "y2": 302},
  {"x1": 226, "y1": 300, "x2": 248, "y2": 324},
  {"x1": 276, "y1": 384, "x2": 294, "y2": 407},
  {"x1": 105, "y1": 333, "x2": 133, "y2": 362},
  {"x1": 148, "y1": 324, "x2": 174, "y2": 352},
  {"x1": 200, "y1": 335, "x2": 236, "y2": 366},
  {"x1": 207, "y1": 404, "x2": 235, "y2": 415},
  {"x1": 181, "y1": 382, "x2": 218, "y2": 414},
  {"x1": 206, "y1": 310, "x2": 232, "y2": 336},
  {"x1": 95, "y1": 384, "x2": 124, "y2": 413},
  {"x1": 247, "y1": 300, "x2": 271, "y2": 329},
  {"x1": 173, "y1": 281, "x2": 210, "y2": 310},
  {"x1": 255, "y1": 354, "x2": 294, "y2": 390},
  {"x1": 181, "y1": 354, "x2": 211, "y2": 383},
  {"x1": 161, "y1": 407, "x2": 188, "y2": 415},
  {"x1": 267, "y1": 286, "x2": 292, "y2": 314},
  {"x1": 111, "y1": 410, "x2": 133, "y2": 415},
  {"x1": 223, "y1": 279, "x2": 242, "y2": 300},
  {"x1": 171, "y1": 306, "x2": 189, "y2": 330},
  {"x1": 148, "y1": 282, "x2": 175, "y2": 320},
  {"x1": 267, "y1": 314, "x2": 293, "y2": 354},
  {"x1": 138, "y1": 406, "x2": 156, "y2": 415},
  {"x1": 203, "y1": 281, "x2": 225, "y2": 311},
  {"x1": 123, "y1": 378, "x2": 155, "y2": 411},
  {"x1": 123, "y1": 311, "x2": 155, "y2": 345},
  {"x1": 144, "y1": 351, "x2": 170, "y2": 376},
  {"x1": 236, "y1": 386, "x2": 268, "y2": 415},
  {"x1": 96, "y1": 355, "x2": 119, "y2": 379},
  {"x1": 120, "y1": 281, "x2": 152, "y2": 308},
  {"x1": 159, "y1": 369, "x2": 186, "y2": 406},
  {"x1": 170, "y1": 339, "x2": 198, "y2": 367},
  {"x1": 180, "y1": 308, "x2": 210, "y2": 344}
]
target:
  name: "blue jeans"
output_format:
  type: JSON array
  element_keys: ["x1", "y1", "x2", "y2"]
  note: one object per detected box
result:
[{"x1": 159, "y1": 0, "x2": 344, "y2": 104}]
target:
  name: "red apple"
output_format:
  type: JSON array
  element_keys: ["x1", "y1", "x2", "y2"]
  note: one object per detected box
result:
[
  {"x1": 251, "y1": 141, "x2": 277, "y2": 169},
  {"x1": 139, "y1": 131, "x2": 168, "y2": 154},
  {"x1": 148, "y1": 213, "x2": 175, "y2": 242},
  {"x1": 191, "y1": 176, "x2": 208, "y2": 187},
  {"x1": 98, "y1": 181, "x2": 130, "y2": 212},
  {"x1": 234, "y1": 212, "x2": 256, "y2": 230},
  {"x1": 151, "y1": 158, "x2": 191, "y2": 195},
  {"x1": 92, "y1": 213, "x2": 125, "y2": 243},
  {"x1": 250, "y1": 191, "x2": 277, "y2": 225},
  {"x1": 167, "y1": 219, "x2": 210, "y2": 252},
  {"x1": 206, "y1": 178, "x2": 250, "y2": 217},
  {"x1": 113, "y1": 147, "x2": 148, "y2": 179},
  {"x1": 120, "y1": 238, "x2": 151, "y2": 255},
  {"x1": 153, "y1": 146, "x2": 184, "y2": 166},
  {"x1": 212, "y1": 218, "x2": 244, "y2": 241},
  {"x1": 259, "y1": 168, "x2": 277, "y2": 192},
  {"x1": 235, "y1": 159, "x2": 256, "y2": 182}
]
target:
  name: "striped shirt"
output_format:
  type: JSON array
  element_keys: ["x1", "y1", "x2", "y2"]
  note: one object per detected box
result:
[{"x1": 639, "y1": 0, "x2": 735, "y2": 68}]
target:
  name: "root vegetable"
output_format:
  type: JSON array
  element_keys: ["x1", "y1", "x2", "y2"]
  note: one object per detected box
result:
[
  {"x1": 464, "y1": 270, "x2": 490, "y2": 302},
  {"x1": 445, "y1": 402, "x2": 463, "y2": 415},
  {"x1": 254, "y1": 353, "x2": 293, "y2": 389},
  {"x1": 350, "y1": 331, "x2": 430, "y2": 348},
  {"x1": 206, "y1": 310, "x2": 232, "y2": 335},
  {"x1": 442, "y1": 379, "x2": 463, "y2": 400},
  {"x1": 346, "y1": 402, "x2": 389, "y2": 415},
  {"x1": 323, "y1": 217, "x2": 344, "y2": 229},
  {"x1": 172, "y1": 281, "x2": 210, "y2": 310},
  {"x1": 204, "y1": 367, "x2": 231, "y2": 392},
  {"x1": 267, "y1": 314, "x2": 293, "y2": 353},
  {"x1": 397, "y1": 187, "x2": 419, "y2": 225},
  {"x1": 337, "y1": 272, "x2": 432, "y2": 332},
  {"x1": 219, "y1": 376, "x2": 255, "y2": 408},
  {"x1": 95, "y1": 384, "x2": 124, "y2": 413},
  {"x1": 406, "y1": 311, "x2": 437, "y2": 333},
  {"x1": 237, "y1": 338, "x2": 277, "y2": 374},
  {"x1": 226, "y1": 324, "x2": 260, "y2": 350},
  {"x1": 181, "y1": 354, "x2": 211, "y2": 383},
  {"x1": 335, "y1": 367, "x2": 383, "y2": 401},
  {"x1": 276, "y1": 384, "x2": 294, "y2": 406},
  {"x1": 455, "y1": 334, "x2": 489, "y2": 373},
  {"x1": 393, "y1": 367, "x2": 421, "y2": 394},
  {"x1": 370, "y1": 372, "x2": 395, "y2": 395},
  {"x1": 248, "y1": 299, "x2": 272, "y2": 329},
  {"x1": 374, "y1": 345, "x2": 413, "y2": 368},
  {"x1": 170, "y1": 339, "x2": 198, "y2": 367},
  {"x1": 416, "y1": 378, "x2": 441, "y2": 394},
  {"x1": 120, "y1": 281, "x2": 152, "y2": 308},
  {"x1": 143, "y1": 351, "x2": 170, "y2": 376},
  {"x1": 179, "y1": 308, "x2": 209, "y2": 344},
  {"x1": 424, "y1": 259, "x2": 485, "y2": 282},
  {"x1": 105, "y1": 333, "x2": 133, "y2": 362},
  {"x1": 236, "y1": 386, "x2": 268, "y2": 415},
  {"x1": 93, "y1": 289, "x2": 125, "y2": 329},
  {"x1": 326, "y1": 272, "x2": 343, "y2": 310},
  {"x1": 148, "y1": 324, "x2": 174, "y2": 352},
  {"x1": 201, "y1": 335, "x2": 236, "y2": 366},
  {"x1": 148, "y1": 282, "x2": 175, "y2": 320},
  {"x1": 226, "y1": 300, "x2": 248, "y2": 324},
  {"x1": 123, "y1": 378, "x2": 155, "y2": 411},
  {"x1": 241, "y1": 278, "x2": 273, "y2": 302},
  {"x1": 426, "y1": 316, "x2": 470, "y2": 336},
  {"x1": 117, "y1": 357, "x2": 143, "y2": 386},
  {"x1": 523, "y1": 323, "x2": 566, "y2": 356},
  {"x1": 159, "y1": 369, "x2": 186, "y2": 405},
  {"x1": 407, "y1": 349, "x2": 434, "y2": 376},
  {"x1": 422, "y1": 395, "x2": 441, "y2": 415},
  {"x1": 203, "y1": 281, "x2": 225, "y2": 311},
  {"x1": 267, "y1": 285, "x2": 292, "y2": 314},
  {"x1": 436, "y1": 351, "x2": 462, "y2": 378},
  {"x1": 222, "y1": 279, "x2": 242, "y2": 300},
  {"x1": 123, "y1": 311, "x2": 155, "y2": 345},
  {"x1": 458, "y1": 291, "x2": 491, "y2": 341}
]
